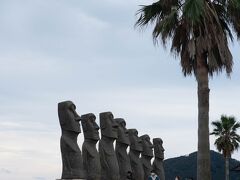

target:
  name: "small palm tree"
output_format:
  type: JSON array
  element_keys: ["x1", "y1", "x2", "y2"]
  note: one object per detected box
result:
[
  {"x1": 135, "y1": 1, "x2": 240, "y2": 179},
  {"x1": 210, "y1": 115, "x2": 240, "y2": 180}
]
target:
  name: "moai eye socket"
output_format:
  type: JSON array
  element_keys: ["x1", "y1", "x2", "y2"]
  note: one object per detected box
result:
[
  {"x1": 70, "y1": 104, "x2": 76, "y2": 110},
  {"x1": 109, "y1": 113, "x2": 114, "y2": 119},
  {"x1": 69, "y1": 105, "x2": 77, "y2": 116},
  {"x1": 134, "y1": 130, "x2": 138, "y2": 136},
  {"x1": 121, "y1": 121, "x2": 126, "y2": 127}
]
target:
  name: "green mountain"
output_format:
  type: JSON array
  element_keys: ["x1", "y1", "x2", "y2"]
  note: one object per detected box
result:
[{"x1": 164, "y1": 150, "x2": 240, "y2": 180}]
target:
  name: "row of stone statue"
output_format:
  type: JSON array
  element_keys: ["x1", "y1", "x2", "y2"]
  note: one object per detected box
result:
[{"x1": 58, "y1": 101, "x2": 165, "y2": 180}]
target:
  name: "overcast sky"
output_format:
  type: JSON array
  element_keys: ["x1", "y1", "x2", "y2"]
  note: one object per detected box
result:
[{"x1": 0, "y1": 0, "x2": 240, "y2": 179}]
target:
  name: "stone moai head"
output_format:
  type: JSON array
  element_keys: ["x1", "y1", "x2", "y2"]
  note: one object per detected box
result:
[
  {"x1": 100, "y1": 112, "x2": 118, "y2": 139},
  {"x1": 140, "y1": 134, "x2": 154, "y2": 157},
  {"x1": 81, "y1": 113, "x2": 100, "y2": 141},
  {"x1": 153, "y1": 138, "x2": 165, "y2": 160},
  {"x1": 128, "y1": 129, "x2": 143, "y2": 152},
  {"x1": 58, "y1": 101, "x2": 81, "y2": 133},
  {"x1": 115, "y1": 118, "x2": 130, "y2": 145}
]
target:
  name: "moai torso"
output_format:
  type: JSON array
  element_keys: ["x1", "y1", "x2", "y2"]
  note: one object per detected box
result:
[
  {"x1": 115, "y1": 118, "x2": 131, "y2": 180},
  {"x1": 99, "y1": 112, "x2": 120, "y2": 180},
  {"x1": 128, "y1": 129, "x2": 144, "y2": 180},
  {"x1": 81, "y1": 113, "x2": 101, "y2": 180},
  {"x1": 152, "y1": 138, "x2": 165, "y2": 180},
  {"x1": 140, "y1": 134, "x2": 154, "y2": 180},
  {"x1": 58, "y1": 101, "x2": 86, "y2": 179}
]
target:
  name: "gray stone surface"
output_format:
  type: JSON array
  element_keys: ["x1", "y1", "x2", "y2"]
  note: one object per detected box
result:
[
  {"x1": 99, "y1": 112, "x2": 120, "y2": 180},
  {"x1": 140, "y1": 134, "x2": 154, "y2": 180},
  {"x1": 152, "y1": 138, "x2": 165, "y2": 180},
  {"x1": 58, "y1": 101, "x2": 86, "y2": 179},
  {"x1": 115, "y1": 118, "x2": 131, "y2": 180},
  {"x1": 128, "y1": 129, "x2": 144, "y2": 180},
  {"x1": 81, "y1": 113, "x2": 101, "y2": 180}
]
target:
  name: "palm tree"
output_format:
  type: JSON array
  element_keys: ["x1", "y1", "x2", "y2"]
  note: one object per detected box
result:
[
  {"x1": 135, "y1": 1, "x2": 240, "y2": 180},
  {"x1": 210, "y1": 115, "x2": 240, "y2": 180}
]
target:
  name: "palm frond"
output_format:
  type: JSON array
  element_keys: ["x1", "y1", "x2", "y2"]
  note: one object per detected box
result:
[
  {"x1": 152, "y1": 8, "x2": 178, "y2": 45},
  {"x1": 183, "y1": 0, "x2": 205, "y2": 23},
  {"x1": 227, "y1": 0, "x2": 240, "y2": 39},
  {"x1": 135, "y1": 0, "x2": 237, "y2": 77},
  {"x1": 232, "y1": 122, "x2": 240, "y2": 132},
  {"x1": 135, "y1": 2, "x2": 163, "y2": 27}
]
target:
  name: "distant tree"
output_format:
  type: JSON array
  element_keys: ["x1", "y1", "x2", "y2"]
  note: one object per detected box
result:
[
  {"x1": 135, "y1": 1, "x2": 240, "y2": 180},
  {"x1": 210, "y1": 115, "x2": 240, "y2": 180}
]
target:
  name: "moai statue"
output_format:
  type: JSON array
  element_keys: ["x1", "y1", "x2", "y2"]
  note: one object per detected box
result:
[
  {"x1": 99, "y1": 112, "x2": 120, "y2": 180},
  {"x1": 58, "y1": 101, "x2": 86, "y2": 179},
  {"x1": 115, "y1": 118, "x2": 132, "y2": 180},
  {"x1": 128, "y1": 129, "x2": 144, "y2": 180},
  {"x1": 152, "y1": 138, "x2": 165, "y2": 180},
  {"x1": 81, "y1": 113, "x2": 101, "y2": 180},
  {"x1": 140, "y1": 134, "x2": 154, "y2": 180}
]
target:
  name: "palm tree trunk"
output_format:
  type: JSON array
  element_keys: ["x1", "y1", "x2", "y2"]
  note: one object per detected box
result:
[
  {"x1": 225, "y1": 156, "x2": 230, "y2": 180},
  {"x1": 196, "y1": 54, "x2": 211, "y2": 180}
]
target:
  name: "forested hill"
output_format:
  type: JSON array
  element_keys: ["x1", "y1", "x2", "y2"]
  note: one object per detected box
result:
[{"x1": 164, "y1": 150, "x2": 240, "y2": 180}]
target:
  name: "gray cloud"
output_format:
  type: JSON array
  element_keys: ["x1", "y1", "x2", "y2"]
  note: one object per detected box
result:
[{"x1": 0, "y1": 168, "x2": 11, "y2": 174}]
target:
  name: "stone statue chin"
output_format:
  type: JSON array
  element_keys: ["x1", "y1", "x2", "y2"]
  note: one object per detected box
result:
[
  {"x1": 153, "y1": 138, "x2": 165, "y2": 180},
  {"x1": 99, "y1": 112, "x2": 120, "y2": 180},
  {"x1": 58, "y1": 101, "x2": 86, "y2": 179},
  {"x1": 115, "y1": 118, "x2": 131, "y2": 180},
  {"x1": 81, "y1": 113, "x2": 101, "y2": 180},
  {"x1": 128, "y1": 129, "x2": 144, "y2": 180},
  {"x1": 140, "y1": 134, "x2": 154, "y2": 180}
]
